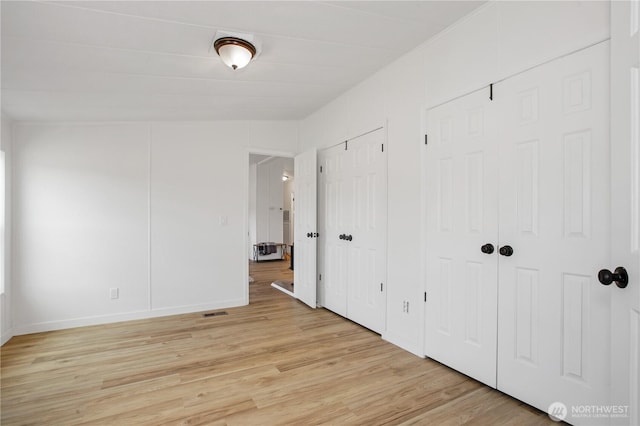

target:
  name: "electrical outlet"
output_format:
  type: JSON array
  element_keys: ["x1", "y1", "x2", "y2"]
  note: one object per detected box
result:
[{"x1": 110, "y1": 287, "x2": 119, "y2": 300}]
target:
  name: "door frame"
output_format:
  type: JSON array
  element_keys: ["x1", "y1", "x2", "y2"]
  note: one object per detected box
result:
[
  {"x1": 610, "y1": 1, "x2": 640, "y2": 424},
  {"x1": 244, "y1": 148, "x2": 296, "y2": 305}
]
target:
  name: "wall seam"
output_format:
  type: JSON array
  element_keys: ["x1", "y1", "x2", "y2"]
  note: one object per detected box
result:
[{"x1": 148, "y1": 123, "x2": 152, "y2": 311}]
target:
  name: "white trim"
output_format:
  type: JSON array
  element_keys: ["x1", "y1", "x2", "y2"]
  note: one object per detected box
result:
[
  {"x1": 382, "y1": 331, "x2": 425, "y2": 358},
  {"x1": 12, "y1": 298, "x2": 246, "y2": 336},
  {"x1": 246, "y1": 147, "x2": 296, "y2": 158},
  {"x1": 241, "y1": 151, "x2": 250, "y2": 306},
  {"x1": 147, "y1": 123, "x2": 153, "y2": 310},
  {"x1": 1, "y1": 328, "x2": 13, "y2": 346},
  {"x1": 319, "y1": 125, "x2": 387, "y2": 153},
  {"x1": 245, "y1": 147, "x2": 297, "y2": 305},
  {"x1": 346, "y1": 126, "x2": 384, "y2": 143},
  {"x1": 418, "y1": 103, "x2": 428, "y2": 360},
  {"x1": 270, "y1": 282, "x2": 295, "y2": 298}
]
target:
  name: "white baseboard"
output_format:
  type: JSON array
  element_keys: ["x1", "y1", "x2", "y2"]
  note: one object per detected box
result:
[
  {"x1": 1, "y1": 327, "x2": 14, "y2": 346},
  {"x1": 270, "y1": 282, "x2": 294, "y2": 297},
  {"x1": 382, "y1": 330, "x2": 425, "y2": 358},
  {"x1": 12, "y1": 298, "x2": 247, "y2": 336}
]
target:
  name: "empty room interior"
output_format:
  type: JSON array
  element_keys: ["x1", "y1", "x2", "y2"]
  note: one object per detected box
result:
[{"x1": 1, "y1": 1, "x2": 638, "y2": 425}]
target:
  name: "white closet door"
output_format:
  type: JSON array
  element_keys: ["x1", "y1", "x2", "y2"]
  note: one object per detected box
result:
[
  {"x1": 424, "y1": 90, "x2": 499, "y2": 387},
  {"x1": 611, "y1": 1, "x2": 640, "y2": 424},
  {"x1": 496, "y1": 43, "x2": 610, "y2": 424},
  {"x1": 294, "y1": 149, "x2": 318, "y2": 309},
  {"x1": 318, "y1": 144, "x2": 349, "y2": 316},
  {"x1": 347, "y1": 129, "x2": 387, "y2": 334}
]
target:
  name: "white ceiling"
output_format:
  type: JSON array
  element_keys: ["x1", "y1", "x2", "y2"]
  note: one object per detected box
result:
[{"x1": 1, "y1": 1, "x2": 484, "y2": 122}]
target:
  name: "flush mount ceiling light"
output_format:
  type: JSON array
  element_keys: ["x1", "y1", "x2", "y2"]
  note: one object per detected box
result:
[{"x1": 214, "y1": 37, "x2": 256, "y2": 70}]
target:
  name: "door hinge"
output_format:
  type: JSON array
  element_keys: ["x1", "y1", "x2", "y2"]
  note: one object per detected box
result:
[
  {"x1": 381, "y1": 143, "x2": 384, "y2": 152},
  {"x1": 380, "y1": 283, "x2": 384, "y2": 292},
  {"x1": 424, "y1": 292, "x2": 427, "y2": 302},
  {"x1": 489, "y1": 83, "x2": 493, "y2": 101},
  {"x1": 424, "y1": 134, "x2": 428, "y2": 145},
  {"x1": 319, "y1": 273, "x2": 322, "y2": 281},
  {"x1": 320, "y1": 165, "x2": 323, "y2": 173},
  {"x1": 345, "y1": 140, "x2": 348, "y2": 150}
]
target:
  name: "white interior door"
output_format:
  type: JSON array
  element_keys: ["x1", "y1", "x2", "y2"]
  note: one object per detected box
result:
[
  {"x1": 346, "y1": 129, "x2": 387, "y2": 334},
  {"x1": 294, "y1": 149, "x2": 317, "y2": 309},
  {"x1": 610, "y1": 2, "x2": 640, "y2": 424},
  {"x1": 424, "y1": 89, "x2": 499, "y2": 388},
  {"x1": 318, "y1": 144, "x2": 348, "y2": 316},
  {"x1": 496, "y1": 43, "x2": 610, "y2": 424}
]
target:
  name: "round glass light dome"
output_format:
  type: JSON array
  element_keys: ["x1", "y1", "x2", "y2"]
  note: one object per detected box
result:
[{"x1": 214, "y1": 37, "x2": 256, "y2": 70}]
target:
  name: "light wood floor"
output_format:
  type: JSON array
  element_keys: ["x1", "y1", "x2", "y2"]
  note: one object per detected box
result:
[{"x1": 1, "y1": 260, "x2": 555, "y2": 425}]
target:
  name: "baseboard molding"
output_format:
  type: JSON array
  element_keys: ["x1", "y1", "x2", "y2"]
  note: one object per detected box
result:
[
  {"x1": 382, "y1": 330, "x2": 425, "y2": 358},
  {"x1": 12, "y1": 298, "x2": 247, "y2": 336},
  {"x1": 1, "y1": 328, "x2": 14, "y2": 346},
  {"x1": 270, "y1": 281, "x2": 294, "y2": 297}
]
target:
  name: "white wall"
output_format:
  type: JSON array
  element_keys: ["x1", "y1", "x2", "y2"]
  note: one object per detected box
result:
[
  {"x1": 248, "y1": 163, "x2": 257, "y2": 259},
  {"x1": 255, "y1": 157, "x2": 285, "y2": 244},
  {"x1": 248, "y1": 121, "x2": 299, "y2": 156},
  {"x1": 422, "y1": 1, "x2": 609, "y2": 109},
  {"x1": 14, "y1": 123, "x2": 149, "y2": 329},
  {"x1": 1, "y1": 113, "x2": 13, "y2": 344},
  {"x1": 150, "y1": 122, "x2": 250, "y2": 311},
  {"x1": 266, "y1": 158, "x2": 284, "y2": 243},
  {"x1": 300, "y1": 0, "x2": 610, "y2": 356},
  {"x1": 283, "y1": 174, "x2": 294, "y2": 246},
  {"x1": 12, "y1": 120, "x2": 297, "y2": 334}
]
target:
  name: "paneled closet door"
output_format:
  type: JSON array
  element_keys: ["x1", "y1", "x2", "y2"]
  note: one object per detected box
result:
[
  {"x1": 610, "y1": 1, "x2": 640, "y2": 423},
  {"x1": 424, "y1": 90, "x2": 499, "y2": 388},
  {"x1": 294, "y1": 149, "x2": 318, "y2": 309},
  {"x1": 346, "y1": 129, "x2": 387, "y2": 334},
  {"x1": 318, "y1": 144, "x2": 349, "y2": 317},
  {"x1": 496, "y1": 42, "x2": 611, "y2": 423}
]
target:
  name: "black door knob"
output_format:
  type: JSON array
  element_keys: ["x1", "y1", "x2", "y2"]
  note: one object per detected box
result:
[
  {"x1": 346, "y1": 235, "x2": 353, "y2": 241},
  {"x1": 499, "y1": 245, "x2": 513, "y2": 257},
  {"x1": 481, "y1": 244, "x2": 495, "y2": 254},
  {"x1": 306, "y1": 232, "x2": 312, "y2": 238},
  {"x1": 313, "y1": 233, "x2": 319, "y2": 238},
  {"x1": 339, "y1": 234, "x2": 345, "y2": 240},
  {"x1": 598, "y1": 267, "x2": 629, "y2": 289}
]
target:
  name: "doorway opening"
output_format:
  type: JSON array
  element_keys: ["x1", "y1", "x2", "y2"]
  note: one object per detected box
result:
[{"x1": 248, "y1": 154, "x2": 294, "y2": 301}]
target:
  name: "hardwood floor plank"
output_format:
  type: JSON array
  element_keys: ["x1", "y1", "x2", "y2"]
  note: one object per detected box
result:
[{"x1": 1, "y1": 260, "x2": 555, "y2": 425}]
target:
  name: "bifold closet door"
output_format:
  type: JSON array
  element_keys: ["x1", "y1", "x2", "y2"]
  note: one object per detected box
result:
[
  {"x1": 346, "y1": 129, "x2": 387, "y2": 334},
  {"x1": 496, "y1": 43, "x2": 611, "y2": 421},
  {"x1": 317, "y1": 129, "x2": 388, "y2": 334},
  {"x1": 424, "y1": 90, "x2": 500, "y2": 388},
  {"x1": 318, "y1": 144, "x2": 349, "y2": 317},
  {"x1": 610, "y1": 1, "x2": 640, "y2": 422}
]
